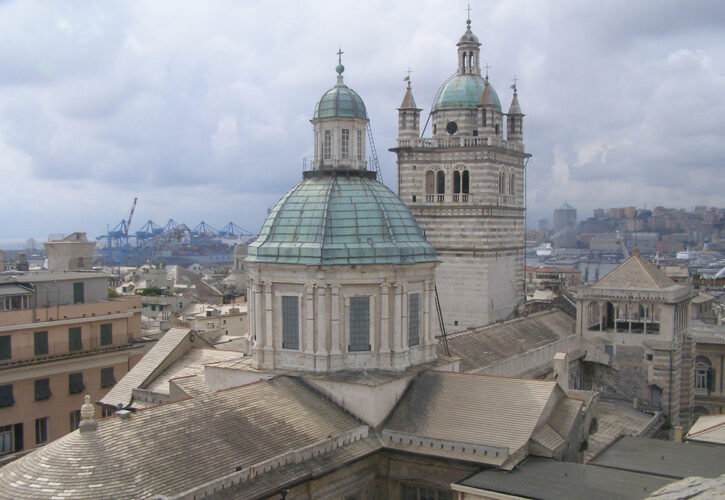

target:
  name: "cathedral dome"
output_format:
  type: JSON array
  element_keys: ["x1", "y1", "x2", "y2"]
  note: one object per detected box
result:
[
  {"x1": 433, "y1": 74, "x2": 501, "y2": 112},
  {"x1": 313, "y1": 64, "x2": 368, "y2": 120},
  {"x1": 247, "y1": 171, "x2": 436, "y2": 266}
]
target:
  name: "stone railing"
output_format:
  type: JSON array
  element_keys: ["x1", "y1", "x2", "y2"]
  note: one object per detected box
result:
[{"x1": 396, "y1": 136, "x2": 525, "y2": 153}]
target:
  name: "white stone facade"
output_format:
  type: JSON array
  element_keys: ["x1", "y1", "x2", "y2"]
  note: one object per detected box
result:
[{"x1": 248, "y1": 262, "x2": 437, "y2": 372}]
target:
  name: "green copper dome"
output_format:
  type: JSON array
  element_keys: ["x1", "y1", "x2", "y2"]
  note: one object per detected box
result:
[
  {"x1": 313, "y1": 66, "x2": 368, "y2": 120},
  {"x1": 248, "y1": 172, "x2": 436, "y2": 265},
  {"x1": 433, "y1": 74, "x2": 501, "y2": 112}
]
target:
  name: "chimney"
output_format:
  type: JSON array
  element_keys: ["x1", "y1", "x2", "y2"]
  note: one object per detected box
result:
[
  {"x1": 553, "y1": 351, "x2": 569, "y2": 393},
  {"x1": 673, "y1": 426, "x2": 683, "y2": 442}
]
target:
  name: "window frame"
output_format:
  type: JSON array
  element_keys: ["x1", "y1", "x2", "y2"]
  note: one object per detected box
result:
[
  {"x1": 68, "y1": 372, "x2": 85, "y2": 394},
  {"x1": 34, "y1": 378, "x2": 52, "y2": 401},
  {"x1": 0, "y1": 385, "x2": 14, "y2": 408},
  {"x1": 101, "y1": 367, "x2": 116, "y2": 388},
  {"x1": 341, "y1": 128, "x2": 350, "y2": 159},
  {"x1": 68, "y1": 327, "x2": 82, "y2": 352},
  {"x1": 34, "y1": 331, "x2": 48, "y2": 356},
  {"x1": 349, "y1": 296, "x2": 371, "y2": 352},
  {"x1": 0, "y1": 335, "x2": 10, "y2": 361},
  {"x1": 281, "y1": 295, "x2": 300, "y2": 350},
  {"x1": 100, "y1": 323, "x2": 113, "y2": 346},
  {"x1": 35, "y1": 417, "x2": 49, "y2": 445},
  {"x1": 408, "y1": 293, "x2": 421, "y2": 347},
  {"x1": 323, "y1": 130, "x2": 332, "y2": 159}
]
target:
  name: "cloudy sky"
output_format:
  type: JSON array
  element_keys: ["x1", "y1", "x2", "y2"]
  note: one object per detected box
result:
[{"x1": 1, "y1": 0, "x2": 724, "y2": 248}]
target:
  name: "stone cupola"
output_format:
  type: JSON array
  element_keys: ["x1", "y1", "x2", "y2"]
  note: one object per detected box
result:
[{"x1": 311, "y1": 50, "x2": 369, "y2": 170}]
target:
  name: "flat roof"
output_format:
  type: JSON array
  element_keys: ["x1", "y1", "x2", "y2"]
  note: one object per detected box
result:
[
  {"x1": 0, "y1": 270, "x2": 109, "y2": 284},
  {"x1": 590, "y1": 436, "x2": 725, "y2": 479},
  {"x1": 457, "y1": 457, "x2": 673, "y2": 500}
]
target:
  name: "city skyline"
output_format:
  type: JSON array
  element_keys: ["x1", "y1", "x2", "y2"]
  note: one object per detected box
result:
[{"x1": 1, "y1": 0, "x2": 724, "y2": 247}]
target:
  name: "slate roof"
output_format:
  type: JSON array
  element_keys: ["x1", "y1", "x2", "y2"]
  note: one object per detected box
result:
[
  {"x1": 98, "y1": 327, "x2": 191, "y2": 408},
  {"x1": 247, "y1": 173, "x2": 436, "y2": 266},
  {"x1": 438, "y1": 309, "x2": 574, "y2": 373},
  {"x1": 590, "y1": 436, "x2": 725, "y2": 479},
  {"x1": 457, "y1": 457, "x2": 674, "y2": 500},
  {"x1": 399, "y1": 84, "x2": 418, "y2": 109},
  {"x1": 382, "y1": 371, "x2": 562, "y2": 468},
  {"x1": 0, "y1": 376, "x2": 376, "y2": 500}
]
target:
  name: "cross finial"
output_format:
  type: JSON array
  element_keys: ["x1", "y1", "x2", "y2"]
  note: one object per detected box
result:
[
  {"x1": 511, "y1": 75, "x2": 518, "y2": 93},
  {"x1": 466, "y1": 3, "x2": 472, "y2": 26},
  {"x1": 483, "y1": 63, "x2": 490, "y2": 79},
  {"x1": 405, "y1": 67, "x2": 413, "y2": 84},
  {"x1": 337, "y1": 46, "x2": 343, "y2": 65}
]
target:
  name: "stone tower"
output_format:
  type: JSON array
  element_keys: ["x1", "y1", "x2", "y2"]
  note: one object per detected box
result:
[{"x1": 391, "y1": 19, "x2": 530, "y2": 332}]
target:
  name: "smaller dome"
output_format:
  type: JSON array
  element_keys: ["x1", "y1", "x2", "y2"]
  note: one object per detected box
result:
[
  {"x1": 458, "y1": 28, "x2": 480, "y2": 45},
  {"x1": 434, "y1": 74, "x2": 501, "y2": 112},
  {"x1": 313, "y1": 66, "x2": 368, "y2": 120}
]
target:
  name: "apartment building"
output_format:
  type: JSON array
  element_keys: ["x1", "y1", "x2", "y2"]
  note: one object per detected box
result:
[{"x1": 0, "y1": 270, "x2": 145, "y2": 458}]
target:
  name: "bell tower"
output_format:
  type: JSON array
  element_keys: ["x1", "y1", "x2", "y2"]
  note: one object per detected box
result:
[{"x1": 391, "y1": 19, "x2": 530, "y2": 332}]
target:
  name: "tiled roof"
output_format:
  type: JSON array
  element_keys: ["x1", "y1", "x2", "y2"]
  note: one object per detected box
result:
[
  {"x1": 0, "y1": 376, "x2": 374, "y2": 499},
  {"x1": 591, "y1": 253, "x2": 678, "y2": 291},
  {"x1": 438, "y1": 310, "x2": 574, "y2": 372},
  {"x1": 383, "y1": 371, "x2": 559, "y2": 468},
  {"x1": 99, "y1": 327, "x2": 191, "y2": 407}
]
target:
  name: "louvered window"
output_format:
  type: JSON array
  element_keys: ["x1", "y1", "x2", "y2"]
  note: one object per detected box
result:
[
  {"x1": 282, "y1": 296, "x2": 299, "y2": 350},
  {"x1": 0, "y1": 385, "x2": 14, "y2": 408},
  {"x1": 34, "y1": 331, "x2": 48, "y2": 356},
  {"x1": 408, "y1": 293, "x2": 420, "y2": 346},
  {"x1": 68, "y1": 327, "x2": 82, "y2": 351},
  {"x1": 0, "y1": 335, "x2": 10, "y2": 360},
  {"x1": 101, "y1": 367, "x2": 116, "y2": 388},
  {"x1": 349, "y1": 297, "x2": 370, "y2": 352},
  {"x1": 34, "y1": 378, "x2": 51, "y2": 401},
  {"x1": 100, "y1": 323, "x2": 112, "y2": 346},
  {"x1": 68, "y1": 373, "x2": 85, "y2": 394}
]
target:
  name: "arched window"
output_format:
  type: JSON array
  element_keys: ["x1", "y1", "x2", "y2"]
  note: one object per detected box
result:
[
  {"x1": 509, "y1": 173, "x2": 515, "y2": 195},
  {"x1": 462, "y1": 170, "x2": 470, "y2": 194},
  {"x1": 495, "y1": 123, "x2": 500, "y2": 135},
  {"x1": 499, "y1": 171, "x2": 505, "y2": 194},
  {"x1": 482, "y1": 109, "x2": 487, "y2": 127},
  {"x1": 695, "y1": 356, "x2": 713, "y2": 392},
  {"x1": 425, "y1": 171, "x2": 435, "y2": 194},
  {"x1": 462, "y1": 53, "x2": 467, "y2": 72},
  {"x1": 453, "y1": 171, "x2": 461, "y2": 194},
  {"x1": 468, "y1": 52, "x2": 473, "y2": 72},
  {"x1": 436, "y1": 171, "x2": 445, "y2": 194}
]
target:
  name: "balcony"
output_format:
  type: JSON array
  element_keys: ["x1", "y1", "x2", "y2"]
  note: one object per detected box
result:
[
  {"x1": 396, "y1": 136, "x2": 525, "y2": 153},
  {"x1": 423, "y1": 194, "x2": 471, "y2": 204},
  {"x1": 302, "y1": 156, "x2": 374, "y2": 172},
  {"x1": 0, "y1": 338, "x2": 141, "y2": 369}
]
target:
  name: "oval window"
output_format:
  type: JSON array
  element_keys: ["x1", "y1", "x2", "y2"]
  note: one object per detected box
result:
[{"x1": 446, "y1": 121, "x2": 458, "y2": 135}]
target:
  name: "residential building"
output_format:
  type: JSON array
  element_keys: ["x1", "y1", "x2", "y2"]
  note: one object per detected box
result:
[{"x1": 0, "y1": 270, "x2": 145, "y2": 458}]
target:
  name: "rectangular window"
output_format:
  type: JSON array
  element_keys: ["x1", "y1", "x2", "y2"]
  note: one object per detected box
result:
[
  {"x1": 69, "y1": 373, "x2": 85, "y2": 394},
  {"x1": 73, "y1": 282, "x2": 84, "y2": 304},
  {"x1": 281, "y1": 296, "x2": 299, "y2": 350},
  {"x1": 402, "y1": 484, "x2": 452, "y2": 500},
  {"x1": 0, "y1": 335, "x2": 10, "y2": 360},
  {"x1": 68, "y1": 327, "x2": 82, "y2": 351},
  {"x1": 101, "y1": 367, "x2": 116, "y2": 388},
  {"x1": 0, "y1": 425, "x2": 12, "y2": 455},
  {"x1": 0, "y1": 385, "x2": 14, "y2": 408},
  {"x1": 323, "y1": 130, "x2": 332, "y2": 159},
  {"x1": 357, "y1": 129, "x2": 363, "y2": 159},
  {"x1": 341, "y1": 128, "x2": 350, "y2": 159},
  {"x1": 34, "y1": 331, "x2": 48, "y2": 356},
  {"x1": 408, "y1": 293, "x2": 420, "y2": 346},
  {"x1": 349, "y1": 296, "x2": 370, "y2": 352},
  {"x1": 69, "y1": 410, "x2": 81, "y2": 432},
  {"x1": 34, "y1": 378, "x2": 52, "y2": 401},
  {"x1": 35, "y1": 417, "x2": 49, "y2": 445},
  {"x1": 100, "y1": 323, "x2": 112, "y2": 346}
]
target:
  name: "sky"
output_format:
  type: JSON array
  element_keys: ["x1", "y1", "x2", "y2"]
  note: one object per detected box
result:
[{"x1": 1, "y1": 0, "x2": 724, "y2": 248}]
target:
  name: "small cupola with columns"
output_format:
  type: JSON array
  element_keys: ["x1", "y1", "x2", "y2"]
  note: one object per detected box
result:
[
  {"x1": 311, "y1": 49, "x2": 369, "y2": 171},
  {"x1": 457, "y1": 17, "x2": 481, "y2": 76}
]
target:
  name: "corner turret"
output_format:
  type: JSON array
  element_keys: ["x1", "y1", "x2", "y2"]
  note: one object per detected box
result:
[
  {"x1": 507, "y1": 81, "x2": 524, "y2": 143},
  {"x1": 398, "y1": 76, "x2": 421, "y2": 139}
]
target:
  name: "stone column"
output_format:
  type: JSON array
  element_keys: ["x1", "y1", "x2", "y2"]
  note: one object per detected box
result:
[
  {"x1": 304, "y1": 283, "x2": 315, "y2": 363},
  {"x1": 330, "y1": 285, "x2": 341, "y2": 355},
  {"x1": 393, "y1": 283, "x2": 403, "y2": 351},
  {"x1": 380, "y1": 283, "x2": 390, "y2": 353},
  {"x1": 316, "y1": 284, "x2": 328, "y2": 371},
  {"x1": 264, "y1": 282, "x2": 274, "y2": 368}
]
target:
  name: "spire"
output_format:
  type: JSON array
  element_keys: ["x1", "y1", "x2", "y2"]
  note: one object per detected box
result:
[
  {"x1": 335, "y1": 46, "x2": 345, "y2": 85},
  {"x1": 478, "y1": 74, "x2": 496, "y2": 107},
  {"x1": 400, "y1": 69, "x2": 419, "y2": 109},
  {"x1": 508, "y1": 77, "x2": 523, "y2": 115}
]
